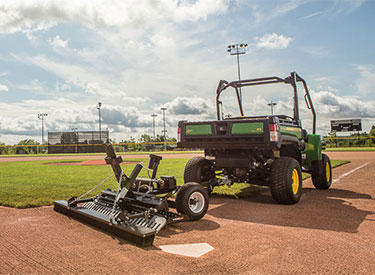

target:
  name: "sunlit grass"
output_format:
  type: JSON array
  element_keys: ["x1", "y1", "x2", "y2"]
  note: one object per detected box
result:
[
  {"x1": 0, "y1": 150, "x2": 203, "y2": 158},
  {"x1": 0, "y1": 159, "x2": 348, "y2": 208}
]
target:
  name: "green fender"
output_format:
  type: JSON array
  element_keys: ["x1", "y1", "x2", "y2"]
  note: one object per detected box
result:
[{"x1": 303, "y1": 134, "x2": 322, "y2": 169}]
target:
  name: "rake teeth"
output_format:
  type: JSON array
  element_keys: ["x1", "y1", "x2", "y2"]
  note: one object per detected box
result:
[{"x1": 54, "y1": 200, "x2": 157, "y2": 247}]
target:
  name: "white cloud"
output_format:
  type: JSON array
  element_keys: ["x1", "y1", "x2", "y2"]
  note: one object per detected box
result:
[
  {"x1": 254, "y1": 33, "x2": 292, "y2": 49},
  {"x1": 310, "y1": 89, "x2": 375, "y2": 118},
  {"x1": 22, "y1": 21, "x2": 55, "y2": 41},
  {"x1": 0, "y1": 99, "x2": 154, "y2": 142},
  {"x1": 66, "y1": 79, "x2": 104, "y2": 95},
  {"x1": 0, "y1": 0, "x2": 228, "y2": 34},
  {"x1": 250, "y1": 0, "x2": 366, "y2": 24},
  {"x1": 1, "y1": 86, "x2": 375, "y2": 144},
  {"x1": 331, "y1": 0, "x2": 367, "y2": 14},
  {"x1": 13, "y1": 80, "x2": 46, "y2": 93},
  {"x1": 251, "y1": 0, "x2": 310, "y2": 24},
  {"x1": 1, "y1": 0, "x2": 373, "y2": 144},
  {"x1": 150, "y1": 34, "x2": 175, "y2": 48},
  {"x1": 314, "y1": 76, "x2": 330, "y2": 82},
  {"x1": 123, "y1": 96, "x2": 150, "y2": 106},
  {"x1": 0, "y1": 83, "x2": 8, "y2": 91},
  {"x1": 301, "y1": 11, "x2": 324, "y2": 19},
  {"x1": 173, "y1": 0, "x2": 228, "y2": 22},
  {"x1": 101, "y1": 106, "x2": 150, "y2": 128},
  {"x1": 164, "y1": 96, "x2": 214, "y2": 115},
  {"x1": 49, "y1": 35, "x2": 68, "y2": 49},
  {"x1": 356, "y1": 64, "x2": 375, "y2": 96}
]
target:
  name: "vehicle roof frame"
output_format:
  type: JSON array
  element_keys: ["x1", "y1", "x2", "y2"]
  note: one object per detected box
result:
[{"x1": 215, "y1": 72, "x2": 316, "y2": 134}]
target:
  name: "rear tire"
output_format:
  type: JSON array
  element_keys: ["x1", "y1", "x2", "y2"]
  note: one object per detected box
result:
[
  {"x1": 176, "y1": 182, "x2": 209, "y2": 221},
  {"x1": 184, "y1": 156, "x2": 214, "y2": 193},
  {"x1": 269, "y1": 157, "x2": 302, "y2": 205},
  {"x1": 312, "y1": 154, "x2": 332, "y2": 189}
]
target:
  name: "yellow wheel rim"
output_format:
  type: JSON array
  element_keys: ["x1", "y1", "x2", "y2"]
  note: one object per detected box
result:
[
  {"x1": 326, "y1": 162, "x2": 331, "y2": 182},
  {"x1": 292, "y1": 168, "x2": 299, "y2": 194}
]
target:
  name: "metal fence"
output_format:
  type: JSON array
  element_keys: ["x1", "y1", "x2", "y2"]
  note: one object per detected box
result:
[
  {"x1": 323, "y1": 136, "x2": 375, "y2": 147},
  {"x1": 48, "y1": 131, "x2": 109, "y2": 154}
]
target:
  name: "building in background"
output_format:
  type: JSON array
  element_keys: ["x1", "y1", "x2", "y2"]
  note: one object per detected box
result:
[{"x1": 48, "y1": 130, "x2": 109, "y2": 154}]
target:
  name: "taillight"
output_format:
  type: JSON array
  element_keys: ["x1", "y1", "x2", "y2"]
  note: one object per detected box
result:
[
  {"x1": 177, "y1": 127, "x2": 181, "y2": 142},
  {"x1": 269, "y1": 123, "x2": 279, "y2": 142}
]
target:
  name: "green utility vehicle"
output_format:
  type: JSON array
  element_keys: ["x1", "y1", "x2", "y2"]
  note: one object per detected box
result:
[{"x1": 177, "y1": 72, "x2": 332, "y2": 204}]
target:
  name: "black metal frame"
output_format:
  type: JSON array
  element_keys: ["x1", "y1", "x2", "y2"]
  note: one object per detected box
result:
[
  {"x1": 54, "y1": 144, "x2": 186, "y2": 247},
  {"x1": 215, "y1": 72, "x2": 316, "y2": 134}
]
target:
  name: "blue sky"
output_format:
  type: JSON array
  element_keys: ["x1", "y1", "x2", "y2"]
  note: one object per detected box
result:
[{"x1": 0, "y1": 0, "x2": 374, "y2": 144}]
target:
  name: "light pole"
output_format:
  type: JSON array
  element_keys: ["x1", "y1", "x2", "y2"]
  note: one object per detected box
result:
[
  {"x1": 160, "y1": 107, "x2": 167, "y2": 150},
  {"x1": 97, "y1": 102, "x2": 102, "y2": 143},
  {"x1": 268, "y1": 101, "x2": 277, "y2": 116},
  {"x1": 227, "y1": 43, "x2": 248, "y2": 101},
  {"x1": 71, "y1": 127, "x2": 78, "y2": 153},
  {"x1": 38, "y1": 113, "x2": 48, "y2": 145},
  {"x1": 151, "y1": 113, "x2": 157, "y2": 139}
]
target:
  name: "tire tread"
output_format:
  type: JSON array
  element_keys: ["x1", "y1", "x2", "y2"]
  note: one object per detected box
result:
[{"x1": 270, "y1": 157, "x2": 302, "y2": 204}]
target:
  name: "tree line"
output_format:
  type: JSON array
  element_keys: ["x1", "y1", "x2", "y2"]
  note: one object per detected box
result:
[{"x1": 324, "y1": 125, "x2": 375, "y2": 147}]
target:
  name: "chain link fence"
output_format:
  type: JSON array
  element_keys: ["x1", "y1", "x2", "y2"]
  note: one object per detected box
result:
[{"x1": 323, "y1": 136, "x2": 375, "y2": 148}]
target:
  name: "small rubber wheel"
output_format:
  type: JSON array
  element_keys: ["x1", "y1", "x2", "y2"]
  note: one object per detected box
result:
[
  {"x1": 312, "y1": 154, "x2": 332, "y2": 189},
  {"x1": 269, "y1": 157, "x2": 302, "y2": 205},
  {"x1": 176, "y1": 182, "x2": 209, "y2": 221}
]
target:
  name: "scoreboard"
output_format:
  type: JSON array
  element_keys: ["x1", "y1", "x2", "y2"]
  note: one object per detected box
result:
[{"x1": 330, "y1": 119, "x2": 362, "y2": 132}]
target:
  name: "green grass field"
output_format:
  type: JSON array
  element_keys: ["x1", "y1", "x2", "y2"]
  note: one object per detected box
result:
[
  {"x1": 0, "y1": 159, "x2": 348, "y2": 208},
  {"x1": 0, "y1": 150, "x2": 203, "y2": 158}
]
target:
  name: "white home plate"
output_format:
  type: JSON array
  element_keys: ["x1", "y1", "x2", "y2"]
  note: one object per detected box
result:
[{"x1": 159, "y1": 243, "x2": 214, "y2": 258}]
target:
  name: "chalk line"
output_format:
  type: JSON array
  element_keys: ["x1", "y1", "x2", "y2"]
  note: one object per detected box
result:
[{"x1": 332, "y1": 162, "x2": 370, "y2": 184}]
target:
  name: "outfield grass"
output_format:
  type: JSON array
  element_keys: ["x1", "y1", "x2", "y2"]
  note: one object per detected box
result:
[
  {"x1": 0, "y1": 159, "x2": 348, "y2": 208},
  {"x1": 0, "y1": 158, "x2": 188, "y2": 208},
  {"x1": 0, "y1": 150, "x2": 203, "y2": 158}
]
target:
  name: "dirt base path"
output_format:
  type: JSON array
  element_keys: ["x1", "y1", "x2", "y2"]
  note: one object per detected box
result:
[{"x1": 1, "y1": 152, "x2": 375, "y2": 274}]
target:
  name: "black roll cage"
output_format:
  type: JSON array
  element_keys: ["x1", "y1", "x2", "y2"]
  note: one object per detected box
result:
[{"x1": 215, "y1": 72, "x2": 316, "y2": 134}]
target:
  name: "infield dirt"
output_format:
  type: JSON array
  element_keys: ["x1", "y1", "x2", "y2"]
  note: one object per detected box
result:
[{"x1": 0, "y1": 152, "x2": 374, "y2": 274}]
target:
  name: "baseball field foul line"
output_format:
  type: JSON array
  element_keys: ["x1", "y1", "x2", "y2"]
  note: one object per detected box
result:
[{"x1": 332, "y1": 162, "x2": 371, "y2": 184}]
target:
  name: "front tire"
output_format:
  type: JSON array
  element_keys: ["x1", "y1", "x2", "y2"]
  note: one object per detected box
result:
[
  {"x1": 176, "y1": 182, "x2": 209, "y2": 221},
  {"x1": 269, "y1": 157, "x2": 302, "y2": 205},
  {"x1": 312, "y1": 154, "x2": 332, "y2": 189}
]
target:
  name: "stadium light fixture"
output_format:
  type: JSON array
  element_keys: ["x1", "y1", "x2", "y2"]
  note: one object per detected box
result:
[
  {"x1": 151, "y1": 113, "x2": 158, "y2": 139},
  {"x1": 38, "y1": 113, "x2": 48, "y2": 145},
  {"x1": 97, "y1": 102, "x2": 102, "y2": 143},
  {"x1": 227, "y1": 43, "x2": 248, "y2": 101},
  {"x1": 160, "y1": 107, "x2": 167, "y2": 150}
]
